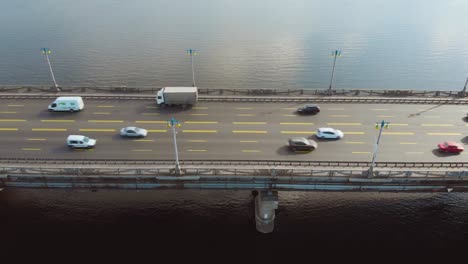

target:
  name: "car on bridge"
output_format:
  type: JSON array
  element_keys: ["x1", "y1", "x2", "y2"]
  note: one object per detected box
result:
[
  {"x1": 296, "y1": 104, "x2": 320, "y2": 115},
  {"x1": 315, "y1": 127, "x2": 344, "y2": 139},
  {"x1": 438, "y1": 141, "x2": 464, "y2": 154},
  {"x1": 120, "y1": 126, "x2": 148, "y2": 137},
  {"x1": 67, "y1": 135, "x2": 96, "y2": 149},
  {"x1": 288, "y1": 137, "x2": 318, "y2": 151}
]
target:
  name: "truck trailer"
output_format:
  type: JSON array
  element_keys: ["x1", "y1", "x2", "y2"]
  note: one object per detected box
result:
[{"x1": 156, "y1": 87, "x2": 198, "y2": 107}]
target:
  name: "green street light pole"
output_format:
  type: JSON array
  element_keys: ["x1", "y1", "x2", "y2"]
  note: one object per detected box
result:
[
  {"x1": 328, "y1": 50, "x2": 341, "y2": 95},
  {"x1": 41, "y1": 48, "x2": 60, "y2": 91},
  {"x1": 368, "y1": 120, "x2": 389, "y2": 177},
  {"x1": 187, "y1": 48, "x2": 197, "y2": 87},
  {"x1": 168, "y1": 117, "x2": 182, "y2": 175}
]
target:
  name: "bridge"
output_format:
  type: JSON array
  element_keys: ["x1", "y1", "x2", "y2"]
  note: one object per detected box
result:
[{"x1": 0, "y1": 86, "x2": 467, "y2": 232}]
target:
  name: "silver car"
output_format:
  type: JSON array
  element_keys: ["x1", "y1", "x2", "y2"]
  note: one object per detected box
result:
[
  {"x1": 120, "y1": 126, "x2": 148, "y2": 137},
  {"x1": 315, "y1": 127, "x2": 344, "y2": 139}
]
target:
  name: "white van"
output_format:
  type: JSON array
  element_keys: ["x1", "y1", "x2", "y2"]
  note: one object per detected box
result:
[
  {"x1": 48, "y1": 96, "x2": 84, "y2": 112},
  {"x1": 67, "y1": 135, "x2": 96, "y2": 148}
]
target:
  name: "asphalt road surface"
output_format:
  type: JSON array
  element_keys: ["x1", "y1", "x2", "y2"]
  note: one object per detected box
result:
[{"x1": 0, "y1": 98, "x2": 467, "y2": 162}]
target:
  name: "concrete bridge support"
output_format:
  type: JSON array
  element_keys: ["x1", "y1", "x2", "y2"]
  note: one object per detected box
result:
[{"x1": 254, "y1": 190, "x2": 279, "y2": 234}]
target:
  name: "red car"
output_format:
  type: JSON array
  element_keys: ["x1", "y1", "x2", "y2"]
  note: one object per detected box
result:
[{"x1": 438, "y1": 141, "x2": 464, "y2": 153}]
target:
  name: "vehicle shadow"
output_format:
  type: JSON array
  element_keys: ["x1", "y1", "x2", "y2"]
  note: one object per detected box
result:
[
  {"x1": 36, "y1": 109, "x2": 83, "y2": 118},
  {"x1": 276, "y1": 146, "x2": 313, "y2": 155},
  {"x1": 461, "y1": 136, "x2": 468, "y2": 145},
  {"x1": 431, "y1": 149, "x2": 461, "y2": 157}
]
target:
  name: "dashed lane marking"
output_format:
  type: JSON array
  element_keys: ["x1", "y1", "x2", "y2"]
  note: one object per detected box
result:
[
  {"x1": 280, "y1": 131, "x2": 311, "y2": 134},
  {"x1": 79, "y1": 129, "x2": 116, "y2": 132},
  {"x1": 7, "y1": 105, "x2": 24, "y2": 107},
  {"x1": 185, "y1": 121, "x2": 219, "y2": 124},
  {"x1": 378, "y1": 115, "x2": 395, "y2": 118},
  {"x1": 88, "y1": 120, "x2": 123, "y2": 123},
  {"x1": 0, "y1": 111, "x2": 16, "y2": 114},
  {"x1": 388, "y1": 123, "x2": 408, "y2": 126},
  {"x1": 232, "y1": 122, "x2": 267, "y2": 125},
  {"x1": 406, "y1": 152, "x2": 424, "y2": 154},
  {"x1": 242, "y1": 150, "x2": 261, "y2": 153},
  {"x1": 147, "y1": 130, "x2": 167, "y2": 133},
  {"x1": 183, "y1": 130, "x2": 217, "y2": 133},
  {"x1": 371, "y1": 109, "x2": 389, "y2": 111},
  {"x1": 281, "y1": 108, "x2": 296, "y2": 110},
  {"x1": 32, "y1": 128, "x2": 67, "y2": 132},
  {"x1": 141, "y1": 113, "x2": 160, "y2": 116},
  {"x1": 236, "y1": 108, "x2": 253, "y2": 110},
  {"x1": 400, "y1": 142, "x2": 417, "y2": 144},
  {"x1": 0, "y1": 128, "x2": 18, "y2": 131},
  {"x1": 330, "y1": 115, "x2": 349, "y2": 117},
  {"x1": 187, "y1": 149, "x2": 207, "y2": 152},
  {"x1": 236, "y1": 114, "x2": 255, "y2": 116},
  {"x1": 342, "y1": 132, "x2": 366, "y2": 135},
  {"x1": 352, "y1": 152, "x2": 371, "y2": 154},
  {"x1": 423, "y1": 116, "x2": 440, "y2": 118},
  {"x1": 282, "y1": 114, "x2": 297, "y2": 117},
  {"x1": 280, "y1": 122, "x2": 314, "y2": 125},
  {"x1": 132, "y1": 149, "x2": 153, "y2": 152},
  {"x1": 41, "y1": 119, "x2": 75, "y2": 122},
  {"x1": 327, "y1": 108, "x2": 345, "y2": 110},
  {"x1": 187, "y1": 140, "x2": 207, "y2": 142},
  {"x1": 327, "y1": 123, "x2": 361, "y2": 126},
  {"x1": 240, "y1": 140, "x2": 259, "y2": 143},
  {"x1": 427, "y1": 132, "x2": 462, "y2": 136},
  {"x1": 92, "y1": 112, "x2": 111, "y2": 115},
  {"x1": 189, "y1": 114, "x2": 208, "y2": 116},
  {"x1": 27, "y1": 138, "x2": 46, "y2": 141},
  {"x1": 136, "y1": 120, "x2": 167, "y2": 124},
  {"x1": 345, "y1": 142, "x2": 365, "y2": 144},
  {"x1": 21, "y1": 148, "x2": 41, "y2": 151},
  {"x1": 0, "y1": 119, "x2": 26, "y2": 122},
  {"x1": 145, "y1": 106, "x2": 158, "y2": 109},
  {"x1": 421, "y1": 124, "x2": 454, "y2": 127},
  {"x1": 232, "y1": 130, "x2": 267, "y2": 134},
  {"x1": 382, "y1": 132, "x2": 414, "y2": 135},
  {"x1": 134, "y1": 139, "x2": 155, "y2": 142},
  {"x1": 97, "y1": 106, "x2": 115, "y2": 108},
  {"x1": 192, "y1": 107, "x2": 208, "y2": 110}
]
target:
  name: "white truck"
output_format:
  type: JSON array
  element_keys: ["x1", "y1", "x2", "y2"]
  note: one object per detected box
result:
[
  {"x1": 156, "y1": 87, "x2": 198, "y2": 107},
  {"x1": 48, "y1": 96, "x2": 84, "y2": 112}
]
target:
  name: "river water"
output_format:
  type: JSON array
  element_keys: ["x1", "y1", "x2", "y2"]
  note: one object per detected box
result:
[{"x1": 1, "y1": 0, "x2": 468, "y2": 260}]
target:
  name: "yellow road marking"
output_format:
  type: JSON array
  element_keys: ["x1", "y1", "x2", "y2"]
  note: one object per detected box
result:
[
  {"x1": 98, "y1": 105, "x2": 114, "y2": 108},
  {"x1": 7, "y1": 105, "x2": 23, "y2": 107},
  {"x1": 281, "y1": 108, "x2": 296, "y2": 110},
  {"x1": 0, "y1": 119, "x2": 26, "y2": 122},
  {"x1": 388, "y1": 123, "x2": 408, "y2": 126},
  {"x1": 423, "y1": 116, "x2": 440, "y2": 118},
  {"x1": 406, "y1": 152, "x2": 424, "y2": 154},
  {"x1": 185, "y1": 121, "x2": 218, "y2": 124},
  {"x1": 236, "y1": 108, "x2": 253, "y2": 110},
  {"x1": 0, "y1": 111, "x2": 16, "y2": 114},
  {"x1": 282, "y1": 114, "x2": 297, "y2": 117},
  {"x1": 280, "y1": 131, "x2": 311, "y2": 134},
  {"x1": 141, "y1": 113, "x2": 160, "y2": 116},
  {"x1": 327, "y1": 123, "x2": 361, "y2": 126},
  {"x1": 189, "y1": 114, "x2": 208, "y2": 116},
  {"x1": 352, "y1": 152, "x2": 370, "y2": 154},
  {"x1": 421, "y1": 124, "x2": 454, "y2": 127},
  {"x1": 236, "y1": 114, "x2": 255, "y2": 116},
  {"x1": 21, "y1": 148, "x2": 41, "y2": 151},
  {"x1": 88, "y1": 120, "x2": 123, "y2": 123},
  {"x1": 345, "y1": 142, "x2": 365, "y2": 144},
  {"x1": 183, "y1": 130, "x2": 217, "y2": 133},
  {"x1": 0, "y1": 128, "x2": 18, "y2": 131},
  {"x1": 27, "y1": 138, "x2": 46, "y2": 141},
  {"x1": 330, "y1": 115, "x2": 349, "y2": 117},
  {"x1": 232, "y1": 122, "x2": 266, "y2": 125},
  {"x1": 240, "y1": 140, "x2": 259, "y2": 143},
  {"x1": 136, "y1": 120, "x2": 166, "y2": 124},
  {"x1": 427, "y1": 132, "x2": 461, "y2": 136},
  {"x1": 382, "y1": 132, "x2": 414, "y2": 135},
  {"x1": 400, "y1": 142, "x2": 417, "y2": 144},
  {"x1": 72, "y1": 149, "x2": 94, "y2": 151},
  {"x1": 242, "y1": 150, "x2": 261, "y2": 153},
  {"x1": 145, "y1": 106, "x2": 158, "y2": 109},
  {"x1": 233, "y1": 130, "x2": 267, "y2": 134},
  {"x1": 372, "y1": 109, "x2": 389, "y2": 111},
  {"x1": 192, "y1": 107, "x2": 208, "y2": 109},
  {"x1": 41, "y1": 119, "x2": 75, "y2": 122},
  {"x1": 79, "y1": 129, "x2": 115, "y2": 132},
  {"x1": 134, "y1": 139, "x2": 155, "y2": 142},
  {"x1": 328, "y1": 108, "x2": 344, "y2": 110},
  {"x1": 92, "y1": 112, "x2": 110, "y2": 115},
  {"x1": 342, "y1": 132, "x2": 365, "y2": 135},
  {"x1": 187, "y1": 149, "x2": 207, "y2": 152},
  {"x1": 132, "y1": 149, "x2": 153, "y2": 152},
  {"x1": 378, "y1": 115, "x2": 394, "y2": 118},
  {"x1": 280, "y1": 122, "x2": 314, "y2": 125},
  {"x1": 187, "y1": 140, "x2": 207, "y2": 142},
  {"x1": 147, "y1": 130, "x2": 167, "y2": 132},
  {"x1": 32, "y1": 128, "x2": 67, "y2": 131}
]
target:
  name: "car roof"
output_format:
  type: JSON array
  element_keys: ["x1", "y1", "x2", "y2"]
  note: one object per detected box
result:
[
  {"x1": 445, "y1": 141, "x2": 462, "y2": 147},
  {"x1": 67, "y1": 135, "x2": 86, "y2": 140},
  {"x1": 289, "y1": 137, "x2": 308, "y2": 143},
  {"x1": 125, "y1": 126, "x2": 138, "y2": 130},
  {"x1": 317, "y1": 127, "x2": 336, "y2": 133},
  {"x1": 304, "y1": 104, "x2": 318, "y2": 108}
]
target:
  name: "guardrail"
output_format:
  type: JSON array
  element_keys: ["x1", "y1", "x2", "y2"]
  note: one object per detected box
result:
[{"x1": 1, "y1": 158, "x2": 467, "y2": 168}]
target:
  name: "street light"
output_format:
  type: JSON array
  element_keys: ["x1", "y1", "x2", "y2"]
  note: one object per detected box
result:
[
  {"x1": 461, "y1": 77, "x2": 468, "y2": 97},
  {"x1": 368, "y1": 120, "x2": 389, "y2": 177},
  {"x1": 167, "y1": 117, "x2": 182, "y2": 175},
  {"x1": 41, "y1": 48, "x2": 60, "y2": 92},
  {"x1": 328, "y1": 50, "x2": 341, "y2": 95},
  {"x1": 187, "y1": 48, "x2": 197, "y2": 87}
]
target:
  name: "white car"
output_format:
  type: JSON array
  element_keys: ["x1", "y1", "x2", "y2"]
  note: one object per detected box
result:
[
  {"x1": 67, "y1": 135, "x2": 96, "y2": 148},
  {"x1": 120, "y1": 126, "x2": 148, "y2": 137},
  {"x1": 315, "y1": 127, "x2": 344, "y2": 139}
]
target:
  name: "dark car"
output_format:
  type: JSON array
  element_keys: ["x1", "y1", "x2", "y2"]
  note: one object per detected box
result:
[
  {"x1": 297, "y1": 104, "x2": 320, "y2": 115},
  {"x1": 288, "y1": 137, "x2": 318, "y2": 151}
]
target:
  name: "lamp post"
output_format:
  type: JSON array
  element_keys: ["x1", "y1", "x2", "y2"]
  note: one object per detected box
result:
[
  {"x1": 368, "y1": 120, "x2": 389, "y2": 177},
  {"x1": 187, "y1": 48, "x2": 197, "y2": 87},
  {"x1": 328, "y1": 50, "x2": 341, "y2": 95},
  {"x1": 461, "y1": 77, "x2": 468, "y2": 98},
  {"x1": 41, "y1": 48, "x2": 60, "y2": 92},
  {"x1": 168, "y1": 117, "x2": 182, "y2": 175}
]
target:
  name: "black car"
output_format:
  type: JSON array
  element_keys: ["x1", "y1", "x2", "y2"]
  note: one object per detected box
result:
[
  {"x1": 297, "y1": 104, "x2": 320, "y2": 115},
  {"x1": 288, "y1": 137, "x2": 318, "y2": 151}
]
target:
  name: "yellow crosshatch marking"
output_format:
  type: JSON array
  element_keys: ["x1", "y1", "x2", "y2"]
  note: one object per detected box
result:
[
  {"x1": 41, "y1": 119, "x2": 75, "y2": 122},
  {"x1": 79, "y1": 129, "x2": 115, "y2": 132},
  {"x1": 0, "y1": 128, "x2": 18, "y2": 131},
  {"x1": 136, "y1": 120, "x2": 166, "y2": 124},
  {"x1": 0, "y1": 119, "x2": 26, "y2": 122},
  {"x1": 280, "y1": 122, "x2": 314, "y2": 125},
  {"x1": 32, "y1": 128, "x2": 67, "y2": 131},
  {"x1": 233, "y1": 130, "x2": 267, "y2": 134},
  {"x1": 88, "y1": 120, "x2": 123, "y2": 123},
  {"x1": 185, "y1": 121, "x2": 218, "y2": 124},
  {"x1": 232, "y1": 122, "x2": 266, "y2": 125}
]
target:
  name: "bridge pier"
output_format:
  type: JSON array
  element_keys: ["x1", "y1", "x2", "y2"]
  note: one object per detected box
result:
[{"x1": 254, "y1": 190, "x2": 279, "y2": 234}]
